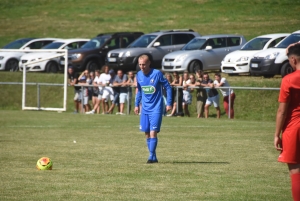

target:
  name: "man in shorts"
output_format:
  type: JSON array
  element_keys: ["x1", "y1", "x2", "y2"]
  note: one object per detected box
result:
[
  {"x1": 78, "y1": 75, "x2": 91, "y2": 112},
  {"x1": 274, "y1": 42, "x2": 300, "y2": 200},
  {"x1": 113, "y1": 70, "x2": 128, "y2": 115},
  {"x1": 134, "y1": 55, "x2": 172, "y2": 163},
  {"x1": 201, "y1": 73, "x2": 220, "y2": 118}
]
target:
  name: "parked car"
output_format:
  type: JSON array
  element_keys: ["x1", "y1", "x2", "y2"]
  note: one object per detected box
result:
[
  {"x1": 61, "y1": 32, "x2": 144, "y2": 72},
  {"x1": 106, "y1": 29, "x2": 200, "y2": 72},
  {"x1": 19, "y1": 39, "x2": 89, "y2": 73},
  {"x1": 0, "y1": 38, "x2": 60, "y2": 71},
  {"x1": 249, "y1": 30, "x2": 300, "y2": 77},
  {"x1": 162, "y1": 34, "x2": 247, "y2": 73},
  {"x1": 221, "y1": 33, "x2": 289, "y2": 75}
]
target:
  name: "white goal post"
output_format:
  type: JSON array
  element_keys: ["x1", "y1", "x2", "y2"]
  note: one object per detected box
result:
[{"x1": 0, "y1": 49, "x2": 68, "y2": 111}]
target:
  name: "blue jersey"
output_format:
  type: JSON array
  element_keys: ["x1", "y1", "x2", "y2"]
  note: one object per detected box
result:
[{"x1": 135, "y1": 69, "x2": 172, "y2": 114}]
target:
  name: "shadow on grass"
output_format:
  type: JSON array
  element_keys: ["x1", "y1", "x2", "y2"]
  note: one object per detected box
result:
[{"x1": 171, "y1": 161, "x2": 229, "y2": 164}]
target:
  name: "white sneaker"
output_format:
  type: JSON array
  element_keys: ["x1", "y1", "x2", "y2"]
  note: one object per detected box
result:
[
  {"x1": 116, "y1": 112, "x2": 120, "y2": 115},
  {"x1": 166, "y1": 114, "x2": 173, "y2": 117},
  {"x1": 86, "y1": 110, "x2": 95, "y2": 114}
]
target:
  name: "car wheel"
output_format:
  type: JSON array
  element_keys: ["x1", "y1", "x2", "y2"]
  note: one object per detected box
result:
[
  {"x1": 280, "y1": 62, "x2": 293, "y2": 77},
  {"x1": 5, "y1": 59, "x2": 19, "y2": 71},
  {"x1": 86, "y1": 60, "x2": 100, "y2": 72},
  {"x1": 188, "y1": 60, "x2": 201, "y2": 73},
  {"x1": 46, "y1": 61, "x2": 58, "y2": 73}
]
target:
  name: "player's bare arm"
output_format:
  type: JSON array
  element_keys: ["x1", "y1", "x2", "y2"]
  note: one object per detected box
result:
[{"x1": 274, "y1": 102, "x2": 288, "y2": 151}]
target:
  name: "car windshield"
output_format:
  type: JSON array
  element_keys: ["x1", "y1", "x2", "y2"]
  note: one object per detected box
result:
[
  {"x1": 241, "y1": 37, "x2": 271, "y2": 50},
  {"x1": 276, "y1": 33, "x2": 300, "y2": 48},
  {"x1": 2, "y1": 38, "x2": 34, "y2": 49},
  {"x1": 42, "y1": 42, "x2": 64, "y2": 49},
  {"x1": 128, "y1": 35, "x2": 157, "y2": 48},
  {"x1": 81, "y1": 36, "x2": 110, "y2": 49},
  {"x1": 182, "y1": 38, "x2": 207, "y2": 50}
]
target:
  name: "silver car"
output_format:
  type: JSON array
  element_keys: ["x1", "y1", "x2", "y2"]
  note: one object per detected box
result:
[
  {"x1": 162, "y1": 34, "x2": 247, "y2": 73},
  {"x1": 106, "y1": 29, "x2": 200, "y2": 72}
]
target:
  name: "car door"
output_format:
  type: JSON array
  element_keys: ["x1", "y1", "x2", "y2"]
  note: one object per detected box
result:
[
  {"x1": 120, "y1": 35, "x2": 135, "y2": 48},
  {"x1": 150, "y1": 34, "x2": 174, "y2": 67},
  {"x1": 172, "y1": 33, "x2": 196, "y2": 50},
  {"x1": 202, "y1": 37, "x2": 227, "y2": 70},
  {"x1": 226, "y1": 37, "x2": 242, "y2": 52},
  {"x1": 103, "y1": 36, "x2": 123, "y2": 56}
]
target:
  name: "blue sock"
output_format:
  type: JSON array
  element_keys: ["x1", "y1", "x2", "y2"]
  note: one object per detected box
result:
[
  {"x1": 149, "y1": 138, "x2": 158, "y2": 161},
  {"x1": 146, "y1": 138, "x2": 150, "y2": 151}
]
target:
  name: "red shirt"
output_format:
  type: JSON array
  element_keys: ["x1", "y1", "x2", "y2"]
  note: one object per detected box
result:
[{"x1": 279, "y1": 70, "x2": 300, "y2": 130}]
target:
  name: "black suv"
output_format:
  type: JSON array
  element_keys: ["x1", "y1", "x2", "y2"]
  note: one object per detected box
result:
[
  {"x1": 62, "y1": 32, "x2": 143, "y2": 72},
  {"x1": 106, "y1": 29, "x2": 200, "y2": 72}
]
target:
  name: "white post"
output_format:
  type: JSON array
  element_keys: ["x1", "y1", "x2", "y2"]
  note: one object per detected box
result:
[
  {"x1": 63, "y1": 49, "x2": 68, "y2": 111},
  {"x1": 22, "y1": 63, "x2": 26, "y2": 110}
]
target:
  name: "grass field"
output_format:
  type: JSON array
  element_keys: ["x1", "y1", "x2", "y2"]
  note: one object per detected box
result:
[
  {"x1": 0, "y1": 110, "x2": 291, "y2": 200},
  {"x1": 0, "y1": 0, "x2": 300, "y2": 46}
]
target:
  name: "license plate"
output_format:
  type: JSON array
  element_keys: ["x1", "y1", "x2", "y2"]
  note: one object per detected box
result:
[
  {"x1": 225, "y1": 70, "x2": 233, "y2": 73},
  {"x1": 251, "y1": 63, "x2": 258, "y2": 68},
  {"x1": 60, "y1": 60, "x2": 65, "y2": 65},
  {"x1": 108, "y1": 57, "x2": 116, "y2": 62},
  {"x1": 164, "y1": 62, "x2": 170, "y2": 66}
]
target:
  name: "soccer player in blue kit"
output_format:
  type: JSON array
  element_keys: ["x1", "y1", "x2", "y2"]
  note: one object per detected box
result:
[{"x1": 134, "y1": 55, "x2": 173, "y2": 163}]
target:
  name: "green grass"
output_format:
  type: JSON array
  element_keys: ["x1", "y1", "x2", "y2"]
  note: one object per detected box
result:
[
  {"x1": 0, "y1": 110, "x2": 291, "y2": 200},
  {"x1": 0, "y1": 0, "x2": 300, "y2": 46}
]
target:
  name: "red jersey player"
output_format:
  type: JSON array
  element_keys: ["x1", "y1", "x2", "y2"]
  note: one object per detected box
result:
[{"x1": 274, "y1": 42, "x2": 300, "y2": 201}]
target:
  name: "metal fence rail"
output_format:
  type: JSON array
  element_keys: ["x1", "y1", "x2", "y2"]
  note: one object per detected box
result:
[{"x1": 0, "y1": 82, "x2": 280, "y2": 118}]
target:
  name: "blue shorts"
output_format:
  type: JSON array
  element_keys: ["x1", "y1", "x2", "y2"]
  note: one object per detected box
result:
[{"x1": 140, "y1": 113, "x2": 162, "y2": 133}]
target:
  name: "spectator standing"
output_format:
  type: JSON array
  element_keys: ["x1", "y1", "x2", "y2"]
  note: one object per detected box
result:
[
  {"x1": 68, "y1": 66, "x2": 81, "y2": 113},
  {"x1": 214, "y1": 73, "x2": 235, "y2": 119},
  {"x1": 78, "y1": 74, "x2": 91, "y2": 113},
  {"x1": 134, "y1": 55, "x2": 172, "y2": 163},
  {"x1": 201, "y1": 73, "x2": 220, "y2": 118},
  {"x1": 98, "y1": 66, "x2": 114, "y2": 114},
  {"x1": 86, "y1": 70, "x2": 103, "y2": 114},
  {"x1": 168, "y1": 71, "x2": 183, "y2": 117},
  {"x1": 106, "y1": 69, "x2": 119, "y2": 114},
  {"x1": 126, "y1": 71, "x2": 135, "y2": 114},
  {"x1": 89, "y1": 71, "x2": 99, "y2": 113},
  {"x1": 274, "y1": 43, "x2": 300, "y2": 201},
  {"x1": 113, "y1": 70, "x2": 128, "y2": 115},
  {"x1": 182, "y1": 71, "x2": 192, "y2": 117},
  {"x1": 187, "y1": 71, "x2": 207, "y2": 118},
  {"x1": 85, "y1": 70, "x2": 93, "y2": 105}
]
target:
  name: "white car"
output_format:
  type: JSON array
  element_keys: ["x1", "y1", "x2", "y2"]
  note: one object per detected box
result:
[
  {"x1": 0, "y1": 38, "x2": 60, "y2": 71},
  {"x1": 250, "y1": 30, "x2": 300, "y2": 77},
  {"x1": 19, "y1": 39, "x2": 89, "y2": 73},
  {"x1": 221, "y1": 33, "x2": 289, "y2": 75}
]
